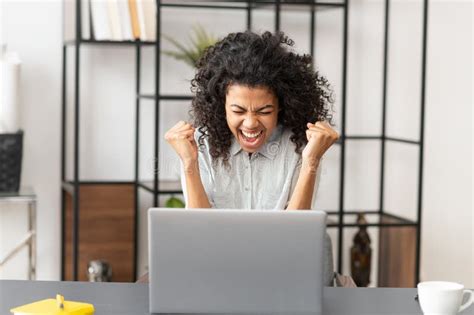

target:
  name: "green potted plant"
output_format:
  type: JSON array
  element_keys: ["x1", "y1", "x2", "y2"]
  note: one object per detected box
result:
[
  {"x1": 165, "y1": 195, "x2": 186, "y2": 208},
  {"x1": 162, "y1": 24, "x2": 218, "y2": 68}
]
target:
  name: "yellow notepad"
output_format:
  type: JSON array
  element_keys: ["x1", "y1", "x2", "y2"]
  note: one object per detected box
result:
[{"x1": 11, "y1": 294, "x2": 94, "y2": 315}]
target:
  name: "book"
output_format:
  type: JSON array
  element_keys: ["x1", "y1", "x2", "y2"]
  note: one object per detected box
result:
[
  {"x1": 107, "y1": 0, "x2": 123, "y2": 40},
  {"x1": 117, "y1": 0, "x2": 133, "y2": 40},
  {"x1": 128, "y1": 0, "x2": 141, "y2": 39},
  {"x1": 135, "y1": 0, "x2": 147, "y2": 41},
  {"x1": 141, "y1": 0, "x2": 157, "y2": 41},
  {"x1": 91, "y1": 0, "x2": 111, "y2": 40}
]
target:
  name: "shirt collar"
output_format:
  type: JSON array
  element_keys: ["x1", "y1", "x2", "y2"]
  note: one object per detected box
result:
[{"x1": 230, "y1": 125, "x2": 283, "y2": 160}]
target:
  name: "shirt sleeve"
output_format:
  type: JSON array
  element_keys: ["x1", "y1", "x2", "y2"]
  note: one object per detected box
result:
[{"x1": 287, "y1": 158, "x2": 323, "y2": 210}]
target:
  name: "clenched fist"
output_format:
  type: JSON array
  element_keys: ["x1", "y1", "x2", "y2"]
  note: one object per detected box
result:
[
  {"x1": 302, "y1": 121, "x2": 339, "y2": 163},
  {"x1": 165, "y1": 121, "x2": 198, "y2": 165}
]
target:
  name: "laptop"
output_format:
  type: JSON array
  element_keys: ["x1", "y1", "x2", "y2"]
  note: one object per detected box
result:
[{"x1": 148, "y1": 208, "x2": 327, "y2": 314}]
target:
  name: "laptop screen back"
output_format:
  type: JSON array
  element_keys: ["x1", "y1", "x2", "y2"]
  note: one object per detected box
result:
[{"x1": 148, "y1": 208, "x2": 326, "y2": 314}]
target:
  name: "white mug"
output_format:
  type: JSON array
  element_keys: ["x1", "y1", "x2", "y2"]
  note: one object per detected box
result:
[{"x1": 418, "y1": 281, "x2": 474, "y2": 315}]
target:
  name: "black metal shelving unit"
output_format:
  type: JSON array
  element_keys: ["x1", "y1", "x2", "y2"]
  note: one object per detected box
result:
[{"x1": 61, "y1": 0, "x2": 428, "y2": 285}]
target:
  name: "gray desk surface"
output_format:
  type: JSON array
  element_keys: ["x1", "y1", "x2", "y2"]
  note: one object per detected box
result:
[{"x1": 1, "y1": 280, "x2": 473, "y2": 315}]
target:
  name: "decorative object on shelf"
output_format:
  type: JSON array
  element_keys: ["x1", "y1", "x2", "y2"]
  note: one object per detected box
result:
[
  {"x1": 350, "y1": 213, "x2": 372, "y2": 287},
  {"x1": 165, "y1": 195, "x2": 185, "y2": 208},
  {"x1": 10, "y1": 294, "x2": 95, "y2": 315},
  {"x1": 162, "y1": 24, "x2": 218, "y2": 68},
  {"x1": 0, "y1": 45, "x2": 23, "y2": 193},
  {"x1": 0, "y1": 131, "x2": 23, "y2": 192},
  {"x1": 87, "y1": 260, "x2": 112, "y2": 282},
  {"x1": 0, "y1": 44, "x2": 22, "y2": 133}
]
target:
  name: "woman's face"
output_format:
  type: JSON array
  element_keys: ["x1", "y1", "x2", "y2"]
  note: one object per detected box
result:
[{"x1": 225, "y1": 84, "x2": 279, "y2": 153}]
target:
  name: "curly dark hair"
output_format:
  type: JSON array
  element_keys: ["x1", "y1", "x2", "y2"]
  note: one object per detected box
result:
[{"x1": 190, "y1": 30, "x2": 333, "y2": 164}]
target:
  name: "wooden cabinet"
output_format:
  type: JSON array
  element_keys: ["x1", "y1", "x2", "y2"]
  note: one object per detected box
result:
[
  {"x1": 63, "y1": 184, "x2": 135, "y2": 282},
  {"x1": 378, "y1": 222, "x2": 416, "y2": 287}
]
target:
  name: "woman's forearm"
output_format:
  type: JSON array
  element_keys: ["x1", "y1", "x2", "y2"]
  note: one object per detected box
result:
[
  {"x1": 286, "y1": 159, "x2": 320, "y2": 210},
  {"x1": 183, "y1": 161, "x2": 212, "y2": 209}
]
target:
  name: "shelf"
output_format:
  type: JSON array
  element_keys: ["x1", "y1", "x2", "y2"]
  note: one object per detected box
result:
[
  {"x1": 326, "y1": 211, "x2": 417, "y2": 228},
  {"x1": 62, "y1": 180, "x2": 133, "y2": 188},
  {"x1": 160, "y1": 1, "x2": 345, "y2": 11},
  {"x1": 385, "y1": 136, "x2": 420, "y2": 145},
  {"x1": 251, "y1": 1, "x2": 345, "y2": 11},
  {"x1": 62, "y1": 180, "x2": 183, "y2": 195},
  {"x1": 138, "y1": 94, "x2": 193, "y2": 101},
  {"x1": 343, "y1": 136, "x2": 381, "y2": 140},
  {"x1": 61, "y1": 181, "x2": 134, "y2": 196},
  {"x1": 333, "y1": 135, "x2": 420, "y2": 146},
  {"x1": 0, "y1": 187, "x2": 36, "y2": 201},
  {"x1": 161, "y1": 2, "x2": 248, "y2": 10},
  {"x1": 61, "y1": 0, "x2": 426, "y2": 285},
  {"x1": 137, "y1": 180, "x2": 183, "y2": 194},
  {"x1": 64, "y1": 39, "x2": 156, "y2": 47}
]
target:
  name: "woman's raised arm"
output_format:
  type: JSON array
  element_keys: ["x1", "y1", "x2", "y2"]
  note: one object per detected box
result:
[{"x1": 165, "y1": 121, "x2": 211, "y2": 208}]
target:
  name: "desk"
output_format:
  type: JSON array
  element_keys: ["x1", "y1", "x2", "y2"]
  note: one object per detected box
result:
[
  {"x1": 3, "y1": 280, "x2": 472, "y2": 315},
  {"x1": 0, "y1": 188, "x2": 37, "y2": 280}
]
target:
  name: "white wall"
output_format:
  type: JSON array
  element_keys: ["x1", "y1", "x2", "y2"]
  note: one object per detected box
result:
[
  {"x1": 0, "y1": 0, "x2": 62, "y2": 280},
  {"x1": 0, "y1": 0, "x2": 472, "y2": 287},
  {"x1": 421, "y1": 0, "x2": 473, "y2": 285}
]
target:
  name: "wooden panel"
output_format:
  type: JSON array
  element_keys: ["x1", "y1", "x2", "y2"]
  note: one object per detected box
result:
[
  {"x1": 378, "y1": 225, "x2": 416, "y2": 287},
  {"x1": 64, "y1": 184, "x2": 135, "y2": 282},
  {"x1": 64, "y1": 190, "x2": 73, "y2": 281}
]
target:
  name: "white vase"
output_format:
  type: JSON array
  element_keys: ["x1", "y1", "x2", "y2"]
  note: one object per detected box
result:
[{"x1": 0, "y1": 45, "x2": 22, "y2": 133}]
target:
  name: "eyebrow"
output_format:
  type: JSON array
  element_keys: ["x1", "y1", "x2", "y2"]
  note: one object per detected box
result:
[{"x1": 230, "y1": 104, "x2": 275, "y2": 111}]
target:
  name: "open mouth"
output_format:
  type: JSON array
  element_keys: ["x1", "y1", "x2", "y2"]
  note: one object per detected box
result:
[{"x1": 238, "y1": 129, "x2": 264, "y2": 149}]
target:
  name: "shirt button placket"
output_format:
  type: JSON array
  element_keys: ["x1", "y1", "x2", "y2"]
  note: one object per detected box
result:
[{"x1": 245, "y1": 157, "x2": 251, "y2": 208}]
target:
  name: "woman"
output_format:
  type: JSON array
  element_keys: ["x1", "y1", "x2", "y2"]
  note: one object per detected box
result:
[{"x1": 165, "y1": 31, "x2": 339, "y2": 285}]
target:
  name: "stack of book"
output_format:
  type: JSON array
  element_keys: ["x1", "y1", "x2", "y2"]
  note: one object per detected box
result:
[{"x1": 79, "y1": 0, "x2": 157, "y2": 41}]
